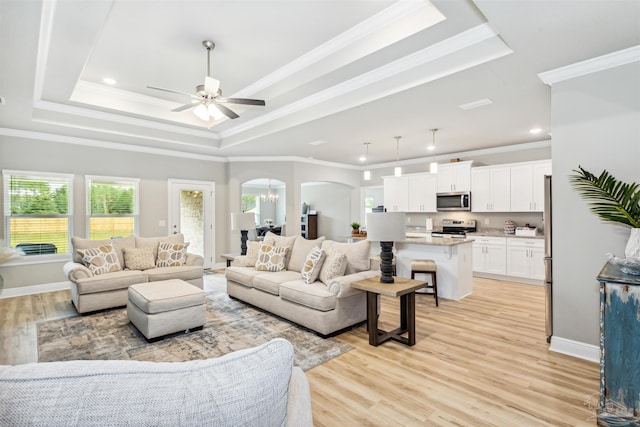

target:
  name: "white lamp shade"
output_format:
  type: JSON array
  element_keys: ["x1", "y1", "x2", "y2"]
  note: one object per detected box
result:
[
  {"x1": 430, "y1": 161, "x2": 438, "y2": 173},
  {"x1": 366, "y1": 212, "x2": 406, "y2": 242},
  {"x1": 231, "y1": 212, "x2": 256, "y2": 230},
  {"x1": 363, "y1": 169, "x2": 371, "y2": 181},
  {"x1": 394, "y1": 166, "x2": 402, "y2": 177}
]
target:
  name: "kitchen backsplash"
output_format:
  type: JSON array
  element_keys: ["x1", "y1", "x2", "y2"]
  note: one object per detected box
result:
[{"x1": 405, "y1": 211, "x2": 544, "y2": 233}]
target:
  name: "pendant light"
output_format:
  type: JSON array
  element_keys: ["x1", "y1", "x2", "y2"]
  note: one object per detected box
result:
[
  {"x1": 429, "y1": 129, "x2": 438, "y2": 174},
  {"x1": 394, "y1": 136, "x2": 402, "y2": 177},
  {"x1": 363, "y1": 142, "x2": 371, "y2": 181}
]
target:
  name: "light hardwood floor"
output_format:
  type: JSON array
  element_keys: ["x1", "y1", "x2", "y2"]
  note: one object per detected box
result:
[{"x1": 0, "y1": 277, "x2": 599, "y2": 426}]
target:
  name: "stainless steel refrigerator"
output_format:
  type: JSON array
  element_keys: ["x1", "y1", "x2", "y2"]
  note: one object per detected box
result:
[{"x1": 544, "y1": 175, "x2": 553, "y2": 343}]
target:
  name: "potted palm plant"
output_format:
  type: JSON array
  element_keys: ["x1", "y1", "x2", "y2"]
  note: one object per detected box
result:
[{"x1": 570, "y1": 166, "x2": 640, "y2": 261}]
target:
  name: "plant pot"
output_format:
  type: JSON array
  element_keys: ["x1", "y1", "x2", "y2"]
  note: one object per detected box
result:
[
  {"x1": 352, "y1": 229, "x2": 360, "y2": 236},
  {"x1": 625, "y1": 228, "x2": 640, "y2": 258}
]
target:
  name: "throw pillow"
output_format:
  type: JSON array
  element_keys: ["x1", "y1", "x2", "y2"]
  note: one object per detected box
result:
[
  {"x1": 245, "y1": 239, "x2": 274, "y2": 267},
  {"x1": 77, "y1": 243, "x2": 122, "y2": 275},
  {"x1": 264, "y1": 232, "x2": 297, "y2": 268},
  {"x1": 255, "y1": 244, "x2": 289, "y2": 272},
  {"x1": 301, "y1": 247, "x2": 326, "y2": 284},
  {"x1": 122, "y1": 246, "x2": 156, "y2": 270},
  {"x1": 156, "y1": 241, "x2": 190, "y2": 267},
  {"x1": 321, "y1": 239, "x2": 371, "y2": 275},
  {"x1": 319, "y1": 251, "x2": 347, "y2": 285},
  {"x1": 287, "y1": 236, "x2": 326, "y2": 273}
]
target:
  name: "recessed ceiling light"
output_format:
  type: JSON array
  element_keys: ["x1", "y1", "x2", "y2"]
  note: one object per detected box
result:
[
  {"x1": 459, "y1": 98, "x2": 493, "y2": 110},
  {"x1": 102, "y1": 77, "x2": 117, "y2": 85},
  {"x1": 308, "y1": 140, "x2": 327, "y2": 146},
  {"x1": 529, "y1": 127, "x2": 543, "y2": 134}
]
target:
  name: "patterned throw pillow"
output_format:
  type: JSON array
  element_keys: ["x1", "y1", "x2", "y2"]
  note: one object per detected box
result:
[
  {"x1": 318, "y1": 251, "x2": 347, "y2": 285},
  {"x1": 156, "y1": 241, "x2": 190, "y2": 267},
  {"x1": 301, "y1": 247, "x2": 326, "y2": 284},
  {"x1": 123, "y1": 247, "x2": 156, "y2": 270},
  {"x1": 245, "y1": 239, "x2": 275, "y2": 267},
  {"x1": 255, "y1": 244, "x2": 289, "y2": 272},
  {"x1": 77, "y1": 243, "x2": 122, "y2": 275}
]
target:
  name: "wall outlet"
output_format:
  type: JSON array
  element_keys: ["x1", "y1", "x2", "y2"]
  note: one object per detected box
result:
[{"x1": 484, "y1": 218, "x2": 490, "y2": 225}]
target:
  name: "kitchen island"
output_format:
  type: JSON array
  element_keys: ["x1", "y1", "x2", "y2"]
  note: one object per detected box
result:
[{"x1": 393, "y1": 236, "x2": 473, "y2": 300}]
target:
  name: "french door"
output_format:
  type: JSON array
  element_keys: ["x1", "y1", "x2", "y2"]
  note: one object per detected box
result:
[{"x1": 168, "y1": 179, "x2": 215, "y2": 268}]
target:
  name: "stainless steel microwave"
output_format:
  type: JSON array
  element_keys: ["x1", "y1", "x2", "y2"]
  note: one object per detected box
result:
[{"x1": 436, "y1": 192, "x2": 471, "y2": 211}]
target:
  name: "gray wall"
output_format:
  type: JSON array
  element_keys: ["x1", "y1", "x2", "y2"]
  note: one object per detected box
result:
[
  {"x1": 0, "y1": 136, "x2": 228, "y2": 288},
  {"x1": 551, "y1": 61, "x2": 640, "y2": 346},
  {"x1": 301, "y1": 182, "x2": 354, "y2": 240}
]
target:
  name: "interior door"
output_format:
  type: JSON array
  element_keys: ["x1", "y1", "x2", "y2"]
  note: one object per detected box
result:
[{"x1": 168, "y1": 179, "x2": 215, "y2": 268}]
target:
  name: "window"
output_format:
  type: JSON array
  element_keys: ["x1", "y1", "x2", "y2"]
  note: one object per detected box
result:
[
  {"x1": 3, "y1": 170, "x2": 73, "y2": 255},
  {"x1": 86, "y1": 176, "x2": 139, "y2": 239}
]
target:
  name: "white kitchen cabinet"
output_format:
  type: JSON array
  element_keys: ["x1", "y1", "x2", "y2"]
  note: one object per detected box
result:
[
  {"x1": 383, "y1": 176, "x2": 409, "y2": 212},
  {"x1": 437, "y1": 161, "x2": 472, "y2": 193},
  {"x1": 472, "y1": 236, "x2": 507, "y2": 275},
  {"x1": 408, "y1": 173, "x2": 437, "y2": 212},
  {"x1": 510, "y1": 160, "x2": 551, "y2": 212},
  {"x1": 471, "y1": 165, "x2": 510, "y2": 212},
  {"x1": 506, "y1": 238, "x2": 545, "y2": 280}
]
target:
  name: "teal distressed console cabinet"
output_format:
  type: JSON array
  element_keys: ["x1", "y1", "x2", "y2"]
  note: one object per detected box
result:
[{"x1": 596, "y1": 262, "x2": 640, "y2": 426}]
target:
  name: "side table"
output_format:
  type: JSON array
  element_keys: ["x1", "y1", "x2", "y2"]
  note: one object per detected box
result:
[
  {"x1": 221, "y1": 253, "x2": 240, "y2": 267},
  {"x1": 352, "y1": 276, "x2": 427, "y2": 346}
]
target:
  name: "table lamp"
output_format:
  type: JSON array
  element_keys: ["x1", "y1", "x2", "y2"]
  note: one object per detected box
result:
[
  {"x1": 231, "y1": 212, "x2": 256, "y2": 255},
  {"x1": 366, "y1": 212, "x2": 406, "y2": 283}
]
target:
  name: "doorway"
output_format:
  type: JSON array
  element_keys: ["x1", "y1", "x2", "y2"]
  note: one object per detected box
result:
[{"x1": 168, "y1": 179, "x2": 215, "y2": 268}]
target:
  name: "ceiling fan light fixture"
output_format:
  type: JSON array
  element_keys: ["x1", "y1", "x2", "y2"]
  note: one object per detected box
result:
[
  {"x1": 207, "y1": 103, "x2": 224, "y2": 120},
  {"x1": 193, "y1": 103, "x2": 209, "y2": 121}
]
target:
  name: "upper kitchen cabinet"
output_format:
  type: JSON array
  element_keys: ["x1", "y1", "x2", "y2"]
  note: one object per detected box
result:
[
  {"x1": 510, "y1": 160, "x2": 552, "y2": 212},
  {"x1": 383, "y1": 176, "x2": 409, "y2": 212},
  {"x1": 437, "y1": 161, "x2": 472, "y2": 193},
  {"x1": 471, "y1": 165, "x2": 511, "y2": 212},
  {"x1": 408, "y1": 173, "x2": 437, "y2": 212}
]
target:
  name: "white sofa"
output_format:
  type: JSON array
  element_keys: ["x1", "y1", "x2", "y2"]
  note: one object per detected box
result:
[
  {"x1": 226, "y1": 232, "x2": 379, "y2": 336},
  {"x1": 64, "y1": 234, "x2": 204, "y2": 313},
  {"x1": 0, "y1": 338, "x2": 312, "y2": 427}
]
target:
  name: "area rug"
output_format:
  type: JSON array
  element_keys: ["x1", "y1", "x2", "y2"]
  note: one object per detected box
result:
[{"x1": 37, "y1": 290, "x2": 353, "y2": 371}]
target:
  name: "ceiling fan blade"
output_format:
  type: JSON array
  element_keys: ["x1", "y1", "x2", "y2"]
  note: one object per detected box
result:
[
  {"x1": 172, "y1": 102, "x2": 198, "y2": 112},
  {"x1": 217, "y1": 97, "x2": 266, "y2": 106},
  {"x1": 204, "y1": 76, "x2": 220, "y2": 96},
  {"x1": 213, "y1": 102, "x2": 239, "y2": 119},
  {"x1": 147, "y1": 85, "x2": 199, "y2": 99}
]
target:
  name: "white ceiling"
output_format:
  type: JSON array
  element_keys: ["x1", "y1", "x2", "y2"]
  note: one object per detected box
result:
[{"x1": 1, "y1": 0, "x2": 639, "y2": 168}]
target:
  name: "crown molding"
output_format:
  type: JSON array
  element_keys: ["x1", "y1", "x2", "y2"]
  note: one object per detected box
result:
[
  {"x1": 538, "y1": 44, "x2": 640, "y2": 85},
  {"x1": 0, "y1": 128, "x2": 227, "y2": 162}
]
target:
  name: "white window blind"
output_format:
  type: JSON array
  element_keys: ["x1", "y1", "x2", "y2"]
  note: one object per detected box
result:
[
  {"x1": 86, "y1": 176, "x2": 139, "y2": 239},
  {"x1": 2, "y1": 170, "x2": 73, "y2": 255}
]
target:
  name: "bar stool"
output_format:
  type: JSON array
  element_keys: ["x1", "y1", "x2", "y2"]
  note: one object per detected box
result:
[{"x1": 410, "y1": 259, "x2": 438, "y2": 306}]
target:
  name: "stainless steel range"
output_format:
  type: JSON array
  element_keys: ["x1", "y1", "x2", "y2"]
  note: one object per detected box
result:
[{"x1": 431, "y1": 219, "x2": 476, "y2": 238}]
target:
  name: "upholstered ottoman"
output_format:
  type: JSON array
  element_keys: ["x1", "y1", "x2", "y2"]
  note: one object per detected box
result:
[{"x1": 127, "y1": 279, "x2": 206, "y2": 341}]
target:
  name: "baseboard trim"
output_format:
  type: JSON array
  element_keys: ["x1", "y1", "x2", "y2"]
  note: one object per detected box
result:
[
  {"x1": 549, "y1": 335, "x2": 600, "y2": 363},
  {"x1": 0, "y1": 281, "x2": 71, "y2": 299}
]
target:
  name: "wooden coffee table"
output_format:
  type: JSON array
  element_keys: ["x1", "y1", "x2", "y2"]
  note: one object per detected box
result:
[{"x1": 352, "y1": 276, "x2": 427, "y2": 347}]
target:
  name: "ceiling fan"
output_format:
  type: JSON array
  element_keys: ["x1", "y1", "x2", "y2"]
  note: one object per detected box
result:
[{"x1": 147, "y1": 40, "x2": 265, "y2": 122}]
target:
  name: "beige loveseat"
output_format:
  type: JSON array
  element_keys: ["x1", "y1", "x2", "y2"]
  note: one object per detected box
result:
[
  {"x1": 63, "y1": 234, "x2": 203, "y2": 314},
  {"x1": 0, "y1": 338, "x2": 312, "y2": 426},
  {"x1": 226, "y1": 232, "x2": 379, "y2": 336}
]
